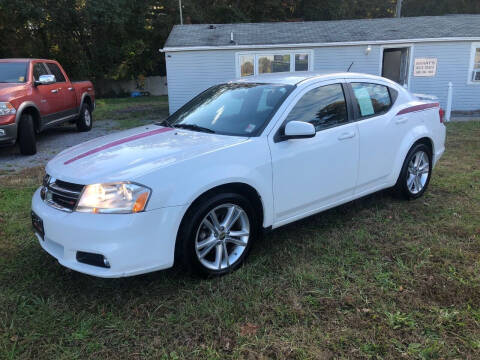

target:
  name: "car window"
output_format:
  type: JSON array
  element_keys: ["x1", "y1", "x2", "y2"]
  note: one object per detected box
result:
[
  {"x1": 351, "y1": 83, "x2": 392, "y2": 118},
  {"x1": 284, "y1": 84, "x2": 348, "y2": 131},
  {"x1": 33, "y1": 63, "x2": 49, "y2": 81},
  {"x1": 0, "y1": 62, "x2": 28, "y2": 83},
  {"x1": 45, "y1": 63, "x2": 66, "y2": 82},
  {"x1": 165, "y1": 83, "x2": 293, "y2": 137},
  {"x1": 389, "y1": 87, "x2": 399, "y2": 104}
]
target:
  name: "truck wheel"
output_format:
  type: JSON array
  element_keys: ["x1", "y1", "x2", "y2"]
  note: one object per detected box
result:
[
  {"x1": 18, "y1": 113, "x2": 37, "y2": 155},
  {"x1": 76, "y1": 103, "x2": 92, "y2": 132}
]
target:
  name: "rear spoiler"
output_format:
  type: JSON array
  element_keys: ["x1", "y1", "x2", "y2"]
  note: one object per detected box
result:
[
  {"x1": 413, "y1": 93, "x2": 438, "y2": 102},
  {"x1": 410, "y1": 94, "x2": 445, "y2": 123}
]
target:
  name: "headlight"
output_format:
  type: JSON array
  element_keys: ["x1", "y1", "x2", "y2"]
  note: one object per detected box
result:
[
  {"x1": 76, "y1": 182, "x2": 151, "y2": 214},
  {"x1": 0, "y1": 102, "x2": 16, "y2": 116}
]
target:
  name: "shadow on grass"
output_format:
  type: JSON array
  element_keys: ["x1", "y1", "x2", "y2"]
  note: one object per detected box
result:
[{"x1": 6, "y1": 188, "x2": 397, "y2": 308}]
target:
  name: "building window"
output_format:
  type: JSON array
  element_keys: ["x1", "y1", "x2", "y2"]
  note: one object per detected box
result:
[
  {"x1": 472, "y1": 47, "x2": 480, "y2": 82},
  {"x1": 258, "y1": 54, "x2": 291, "y2": 74},
  {"x1": 237, "y1": 50, "x2": 312, "y2": 77},
  {"x1": 240, "y1": 55, "x2": 254, "y2": 77},
  {"x1": 295, "y1": 54, "x2": 309, "y2": 71},
  {"x1": 469, "y1": 43, "x2": 480, "y2": 83}
]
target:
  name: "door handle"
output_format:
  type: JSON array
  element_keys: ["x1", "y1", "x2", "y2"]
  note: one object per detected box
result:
[
  {"x1": 51, "y1": 89, "x2": 58, "y2": 93},
  {"x1": 68, "y1": 87, "x2": 73, "y2": 91},
  {"x1": 338, "y1": 132, "x2": 356, "y2": 140},
  {"x1": 395, "y1": 117, "x2": 408, "y2": 124}
]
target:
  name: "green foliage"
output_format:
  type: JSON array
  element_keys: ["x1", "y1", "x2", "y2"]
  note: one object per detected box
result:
[{"x1": 0, "y1": 0, "x2": 478, "y2": 81}]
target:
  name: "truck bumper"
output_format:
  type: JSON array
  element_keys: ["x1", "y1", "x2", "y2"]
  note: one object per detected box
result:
[{"x1": 0, "y1": 122, "x2": 17, "y2": 145}]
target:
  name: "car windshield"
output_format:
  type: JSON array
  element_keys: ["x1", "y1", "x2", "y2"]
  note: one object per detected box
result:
[
  {"x1": 0, "y1": 62, "x2": 28, "y2": 83},
  {"x1": 162, "y1": 83, "x2": 293, "y2": 136}
]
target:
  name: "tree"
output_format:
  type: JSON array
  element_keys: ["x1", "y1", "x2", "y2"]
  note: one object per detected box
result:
[{"x1": 0, "y1": 0, "x2": 478, "y2": 82}]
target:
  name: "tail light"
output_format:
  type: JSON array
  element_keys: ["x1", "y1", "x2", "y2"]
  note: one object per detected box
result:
[{"x1": 439, "y1": 108, "x2": 445, "y2": 123}]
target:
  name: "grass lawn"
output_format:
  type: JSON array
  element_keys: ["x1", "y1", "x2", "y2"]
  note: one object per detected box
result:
[
  {"x1": 0, "y1": 121, "x2": 479, "y2": 359},
  {"x1": 94, "y1": 96, "x2": 169, "y2": 129}
]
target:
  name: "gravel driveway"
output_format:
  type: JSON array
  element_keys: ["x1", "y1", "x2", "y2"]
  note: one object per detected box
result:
[{"x1": 0, "y1": 120, "x2": 129, "y2": 174}]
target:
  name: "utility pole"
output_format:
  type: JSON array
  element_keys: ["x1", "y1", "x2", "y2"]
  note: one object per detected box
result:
[
  {"x1": 179, "y1": 0, "x2": 183, "y2": 25},
  {"x1": 396, "y1": 0, "x2": 403, "y2": 18}
]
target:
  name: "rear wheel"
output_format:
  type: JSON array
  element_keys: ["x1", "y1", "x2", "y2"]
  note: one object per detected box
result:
[
  {"x1": 394, "y1": 143, "x2": 432, "y2": 199},
  {"x1": 176, "y1": 192, "x2": 259, "y2": 276},
  {"x1": 18, "y1": 113, "x2": 37, "y2": 155},
  {"x1": 76, "y1": 103, "x2": 92, "y2": 132}
]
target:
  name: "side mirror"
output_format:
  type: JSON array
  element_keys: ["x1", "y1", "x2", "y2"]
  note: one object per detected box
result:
[
  {"x1": 283, "y1": 121, "x2": 316, "y2": 140},
  {"x1": 34, "y1": 74, "x2": 56, "y2": 86}
]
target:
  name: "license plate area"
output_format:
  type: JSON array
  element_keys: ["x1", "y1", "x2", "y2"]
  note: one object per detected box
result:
[{"x1": 31, "y1": 211, "x2": 44, "y2": 240}]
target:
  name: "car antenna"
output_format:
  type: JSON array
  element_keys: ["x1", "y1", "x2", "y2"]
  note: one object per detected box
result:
[{"x1": 347, "y1": 62, "x2": 354, "y2": 72}]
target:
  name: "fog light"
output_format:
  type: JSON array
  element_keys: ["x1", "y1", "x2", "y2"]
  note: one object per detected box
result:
[
  {"x1": 0, "y1": 129, "x2": 5, "y2": 136},
  {"x1": 76, "y1": 251, "x2": 111, "y2": 268}
]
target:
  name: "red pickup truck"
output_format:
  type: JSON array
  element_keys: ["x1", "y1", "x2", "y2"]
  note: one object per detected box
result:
[{"x1": 0, "y1": 59, "x2": 95, "y2": 155}]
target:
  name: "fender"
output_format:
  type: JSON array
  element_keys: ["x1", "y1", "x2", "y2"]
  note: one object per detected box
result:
[
  {"x1": 15, "y1": 101, "x2": 41, "y2": 125},
  {"x1": 77, "y1": 92, "x2": 93, "y2": 115},
  {"x1": 390, "y1": 123, "x2": 434, "y2": 185},
  {"x1": 180, "y1": 174, "x2": 272, "y2": 228},
  {"x1": 149, "y1": 165, "x2": 274, "y2": 228},
  {"x1": 137, "y1": 140, "x2": 275, "y2": 228}
]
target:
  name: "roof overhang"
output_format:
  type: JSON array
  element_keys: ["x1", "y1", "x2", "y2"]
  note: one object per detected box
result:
[{"x1": 161, "y1": 37, "x2": 480, "y2": 52}]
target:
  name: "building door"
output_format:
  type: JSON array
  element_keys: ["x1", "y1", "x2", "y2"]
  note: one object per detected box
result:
[{"x1": 382, "y1": 47, "x2": 410, "y2": 86}]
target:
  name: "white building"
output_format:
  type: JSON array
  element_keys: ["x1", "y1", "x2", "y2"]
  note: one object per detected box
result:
[{"x1": 162, "y1": 15, "x2": 480, "y2": 114}]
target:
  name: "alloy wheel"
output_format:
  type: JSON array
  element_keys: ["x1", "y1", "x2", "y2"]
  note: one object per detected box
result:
[
  {"x1": 406, "y1": 150, "x2": 430, "y2": 194},
  {"x1": 195, "y1": 203, "x2": 250, "y2": 271}
]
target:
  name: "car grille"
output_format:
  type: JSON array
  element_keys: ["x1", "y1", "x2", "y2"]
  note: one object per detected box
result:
[{"x1": 42, "y1": 175, "x2": 84, "y2": 212}]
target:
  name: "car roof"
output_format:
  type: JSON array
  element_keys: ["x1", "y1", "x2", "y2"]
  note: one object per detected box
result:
[
  {"x1": 233, "y1": 71, "x2": 393, "y2": 86},
  {"x1": 0, "y1": 58, "x2": 54, "y2": 63}
]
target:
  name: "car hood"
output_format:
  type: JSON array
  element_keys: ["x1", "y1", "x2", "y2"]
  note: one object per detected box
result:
[
  {"x1": 46, "y1": 125, "x2": 248, "y2": 184},
  {"x1": 0, "y1": 83, "x2": 27, "y2": 101}
]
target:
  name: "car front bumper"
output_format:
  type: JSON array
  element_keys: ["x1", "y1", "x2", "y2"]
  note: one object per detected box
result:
[{"x1": 31, "y1": 188, "x2": 186, "y2": 278}]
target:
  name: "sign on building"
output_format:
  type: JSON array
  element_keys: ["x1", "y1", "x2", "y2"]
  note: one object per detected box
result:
[{"x1": 414, "y1": 58, "x2": 437, "y2": 77}]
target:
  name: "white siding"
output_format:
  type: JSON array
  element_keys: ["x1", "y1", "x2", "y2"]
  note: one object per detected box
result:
[
  {"x1": 166, "y1": 42, "x2": 480, "y2": 113},
  {"x1": 313, "y1": 45, "x2": 381, "y2": 75},
  {"x1": 165, "y1": 50, "x2": 236, "y2": 113},
  {"x1": 409, "y1": 41, "x2": 480, "y2": 111}
]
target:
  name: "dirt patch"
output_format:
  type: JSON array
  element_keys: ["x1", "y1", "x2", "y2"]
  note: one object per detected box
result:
[{"x1": 0, "y1": 120, "x2": 122, "y2": 174}]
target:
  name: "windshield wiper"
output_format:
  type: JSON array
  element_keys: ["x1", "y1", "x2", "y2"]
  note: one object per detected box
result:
[
  {"x1": 173, "y1": 123, "x2": 216, "y2": 134},
  {"x1": 156, "y1": 120, "x2": 172, "y2": 127}
]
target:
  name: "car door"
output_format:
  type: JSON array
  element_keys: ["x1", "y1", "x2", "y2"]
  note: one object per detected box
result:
[
  {"x1": 45, "y1": 62, "x2": 77, "y2": 116},
  {"x1": 268, "y1": 80, "x2": 359, "y2": 225},
  {"x1": 347, "y1": 81, "x2": 403, "y2": 194},
  {"x1": 31, "y1": 62, "x2": 64, "y2": 127}
]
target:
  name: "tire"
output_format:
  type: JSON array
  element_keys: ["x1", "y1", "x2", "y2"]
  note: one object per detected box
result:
[
  {"x1": 176, "y1": 192, "x2": 260, "y2": 277},
  {"x1": 18, "y1": 113, "x2": 37, "y2": 155},
  {"x1": 394, "y1": 143, "x2": 432, "y2": 200},
  {"x1": 76, "y1": 103, "x2": 92, "y2": 132}
]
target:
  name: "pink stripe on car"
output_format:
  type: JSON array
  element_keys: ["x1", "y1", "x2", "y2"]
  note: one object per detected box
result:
[
  {"x1": 64, "y1": 127, "x2": 174, "y2": 165},
  {"x1": 396, "y1": 102, "x2": 439, "y2": 116}
]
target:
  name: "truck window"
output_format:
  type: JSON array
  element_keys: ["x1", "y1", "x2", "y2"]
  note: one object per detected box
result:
[
  {"x1": 46, "y1": 63, "x2": 66, "y2": 82},
  {"x1": 0, "y1": 62, "x2": 28, "y2": 83},
  {"x1": 33, "y1": 63, "x2": 49, "y2": 81}
]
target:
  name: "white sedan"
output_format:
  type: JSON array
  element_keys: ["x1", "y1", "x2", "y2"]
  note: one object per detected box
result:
[{"x1": 31, "y1": 72, "x2": 446, "y2": 277}]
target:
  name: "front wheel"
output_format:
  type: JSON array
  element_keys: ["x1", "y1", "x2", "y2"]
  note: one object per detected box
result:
[
  {"x1": 18, "y1": 113, "x2": 37, "y2": 155},
  {"x1": 394, "y1": 143, "x2": 432, "y2": 199},
  {"x1": 76, "y1": 103, "x2": 92, "y2": 132},
  {"x1": 177, "y1": 192, "x2": 259, "y2": 276}
]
